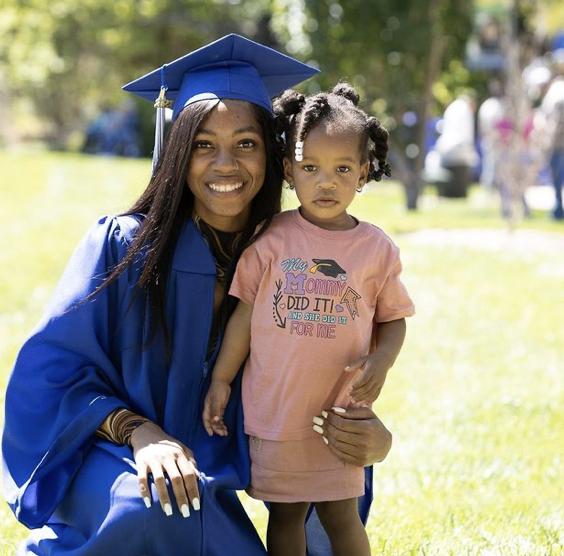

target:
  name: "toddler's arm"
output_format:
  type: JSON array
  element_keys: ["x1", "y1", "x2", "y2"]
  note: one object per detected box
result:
[
  {"x1": 202, "y1": 300, "x2": 253, "y2": 436},
  {"x1": 346, "y1": 318, "x2": 406, "y2": 404}
]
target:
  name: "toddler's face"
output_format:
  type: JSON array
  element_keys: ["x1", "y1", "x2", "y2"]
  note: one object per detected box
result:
[{"x1": 283, "y1": 122, "x2": 370, "y2": 231}]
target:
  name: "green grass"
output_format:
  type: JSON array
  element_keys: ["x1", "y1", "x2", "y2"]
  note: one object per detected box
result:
[{"x1": 1, "y1": 151, "x2": 563, "y2": 555}]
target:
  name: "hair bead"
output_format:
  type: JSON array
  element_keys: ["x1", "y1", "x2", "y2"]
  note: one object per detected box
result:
[{"x1": 294, "y1": 140, "x2": 304, "y2": 161}]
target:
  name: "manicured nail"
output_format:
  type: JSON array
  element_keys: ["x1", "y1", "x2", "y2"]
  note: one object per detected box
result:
[
  {"x1": 323, "y1": 436, "x2": 329, "y2": 445},
  {"x1": 164, "y1": 503, "x2": 172, "y2": 516},
  {"x1": 321, "y1": 411, "x2": 328, "y2": 418},
  {"x1": 332, "y1": 406, "x2": 346, "y2": 413},
  {"x1": 143, "y1": 497, "x2": 151, "y2": 509},
  {"x1": 192, "y1": 498, "x2": 200, "y2": 511},
  {"x1": 312, "y1": 416, "x2": 324, "y2": 426},
  {"x1": 345, "y1": 366, "x2": 351, "y2": 371},
  {"x1": 313, "y1": 424, "x2": 324, "y2": 434},
  {"x1": 181, "y1": 504, "x2": 190, "y2": 518}
]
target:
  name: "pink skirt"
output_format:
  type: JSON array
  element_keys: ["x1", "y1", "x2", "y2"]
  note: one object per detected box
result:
[{"x1": 246, "y1": 435, "x2": 365, "y2": 503}]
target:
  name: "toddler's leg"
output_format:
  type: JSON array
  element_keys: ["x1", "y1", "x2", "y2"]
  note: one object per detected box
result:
[
  {"x1": 267, "y1": 501, "x2": 310, "y2": 556},
  {"x1": 315, "y1": 498, "x2": 371, "y2": 556}
]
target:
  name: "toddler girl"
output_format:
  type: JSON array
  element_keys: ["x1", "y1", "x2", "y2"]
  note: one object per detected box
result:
[{"x1": 203, "y1": 83, "x2": 415, "y2": 556}]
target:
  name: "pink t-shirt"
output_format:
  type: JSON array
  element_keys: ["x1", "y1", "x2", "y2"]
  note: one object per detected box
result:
[{"x1": 229, "y1": 209, "x2": 415, "y2": 441}]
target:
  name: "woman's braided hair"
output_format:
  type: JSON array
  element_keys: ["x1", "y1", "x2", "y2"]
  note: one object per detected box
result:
[{"x1": 273, "y1": 82, "x2": 391, "y2": 182}]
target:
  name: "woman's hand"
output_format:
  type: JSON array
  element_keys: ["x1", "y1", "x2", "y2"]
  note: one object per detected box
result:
[
  {"x1": 312, "y1": 406, "x2": 392, "y2": 467},
  {"x1": 129, "y1": 421, "x2": 200, "y2": 518}
]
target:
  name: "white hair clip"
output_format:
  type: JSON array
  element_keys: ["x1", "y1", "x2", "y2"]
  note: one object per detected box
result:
[{"x1": 295, "y1": 141, "x2": 304, "y2": 162}]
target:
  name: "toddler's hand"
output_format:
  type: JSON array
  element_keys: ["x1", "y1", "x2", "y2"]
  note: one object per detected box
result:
[
  {"x1": 202, "y1": 380, "x2": 231, "y2": 436},
  {"x1": 345, "y1": 353, "x2": 391, "y2": 404}
]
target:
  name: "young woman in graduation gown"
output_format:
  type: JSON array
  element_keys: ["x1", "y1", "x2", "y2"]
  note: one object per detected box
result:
[{"x1": 2, "y1": 35, "x2": 392, "y2": 556}]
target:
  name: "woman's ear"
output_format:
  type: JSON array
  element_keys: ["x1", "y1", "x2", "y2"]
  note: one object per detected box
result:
[{"x1": 283, "y1": 157, "x2": 294, "y2": 187}]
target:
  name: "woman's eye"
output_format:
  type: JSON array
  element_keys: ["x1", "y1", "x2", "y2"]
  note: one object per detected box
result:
[
  {"x1": 195, "y1": 141, "x2": 212, "y2": 149},
  {"x1": 238, "y1": 139, "x2": 255, "y2": 148},
  {"x1": 337, "y1": 166, "x2": 351, "y2": 173},
  {"x1": 302, "y1": 165, "x2": 316, "y2": 172}
]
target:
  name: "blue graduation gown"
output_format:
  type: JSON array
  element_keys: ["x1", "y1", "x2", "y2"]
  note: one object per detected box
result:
[{"x1": 2, "y1": 215, "x2": 372, "y2": 555}]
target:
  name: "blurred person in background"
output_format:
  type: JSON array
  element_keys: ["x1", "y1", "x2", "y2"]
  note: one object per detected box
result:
[
  {"x1": 491, "y1": 102, "x2": 535, "y2": 219},
  {"x1": 541, "y1": 51, "x2": 564, "y2": 220},
  {"x1": 83, "y1": 100, "x2": 141, "y2": 157},
  {"x1": 434, "y1": 94, "x2": 478, "y2": 197},
  {"x1": 478, "y1": 80, "x2": 505, "y2": 191}
]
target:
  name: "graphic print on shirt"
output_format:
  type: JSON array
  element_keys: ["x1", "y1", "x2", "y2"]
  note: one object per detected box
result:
[
  {"x1": 272, "y1": 257, "x2": 362, "y2": 338},
  {"x1": 310, "y1": 259, "x2": 346, "y2": 278}
]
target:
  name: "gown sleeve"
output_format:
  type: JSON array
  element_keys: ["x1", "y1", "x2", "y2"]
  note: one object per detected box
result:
[{"x1": 2, "y1": 215, "x2": 141, "y2": 529}]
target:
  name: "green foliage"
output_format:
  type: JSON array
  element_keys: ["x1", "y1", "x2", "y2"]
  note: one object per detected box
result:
[
  {"x1": 273, "y1": 0, "x2": 473, "y2": 132},
  {"x1": 270, "y1": 0, "x2": 477, "y2": 209},
  {"x1": 0, "y1": 0, "x2": 275, "y2": 147},
  {"x1": 1, "y1": 152, "x2": 563, "y2": 555},
  {"x1": 0, "y1": 0, "x2": 481, "y2": 181},
  {"x1": 0, "y1": 0, "x2": 476, "y2": 147}
]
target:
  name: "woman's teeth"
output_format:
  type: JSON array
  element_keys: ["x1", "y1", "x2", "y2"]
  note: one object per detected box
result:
[{"x1": 208, "y1": 182, "x2": 244, "y2": 192}]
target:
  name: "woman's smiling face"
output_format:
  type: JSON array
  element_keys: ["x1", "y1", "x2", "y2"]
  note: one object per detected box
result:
[{"x1": 186, "y1": 100, "x2": 267, "y2": 232}]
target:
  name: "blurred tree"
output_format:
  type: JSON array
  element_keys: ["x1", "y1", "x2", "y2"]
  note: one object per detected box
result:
[
  {"x1": 0, "y1": 0, "x2": 277, "y2": 151},
  {"x1": 272, "y1": 0, "x2": 473, "y2": 209}
]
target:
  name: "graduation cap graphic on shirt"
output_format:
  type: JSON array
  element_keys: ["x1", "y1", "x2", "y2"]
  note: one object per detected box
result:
[{"x1": 310, "y1": 259, "x2": 347, "y2": 279}]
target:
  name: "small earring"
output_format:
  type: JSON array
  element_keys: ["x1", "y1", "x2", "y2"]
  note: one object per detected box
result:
[
  {"x1": 356, "y1": 183, "x2": 364, "y2": 193},
  {"x1": 287, "y1": 181, "x2": 295, "y2": 190}
]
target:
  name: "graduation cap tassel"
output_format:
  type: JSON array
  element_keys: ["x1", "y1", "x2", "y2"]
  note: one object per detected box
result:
[{"x1": 152, "y1": 86, "x2": 172, "y2": 175}]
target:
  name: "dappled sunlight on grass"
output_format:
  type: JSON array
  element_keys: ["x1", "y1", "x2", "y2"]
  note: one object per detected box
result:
[{"x1": 1, "y1": 152, "x2": 563, "y2": 554}]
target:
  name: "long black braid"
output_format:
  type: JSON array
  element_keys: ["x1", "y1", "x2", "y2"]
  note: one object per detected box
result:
[{"x1": 273, "y1": 82, "x2": 391, "y2": 183}]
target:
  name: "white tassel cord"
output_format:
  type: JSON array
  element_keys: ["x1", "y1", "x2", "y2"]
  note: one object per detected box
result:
[{"x1": 152, "y1": 86, "x2": 172, "y2": 175}]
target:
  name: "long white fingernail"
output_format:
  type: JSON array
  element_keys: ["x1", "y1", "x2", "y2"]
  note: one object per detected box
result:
[
  {"x1": 192, "y1": 498, "x2": 200, "y2": 511},
  {"x1": 312, "y1": 416, "x2": 324, "y2": 426},
  {"x1": 321, "y1": 411, "x2": 328, "y2": 418},
  {"x1": 332, "y1": 406, "x2": 346, "y2": 413},
  {"x1": 344, "y1": 366, "x2": 351, "y2": 371},
  {"x1": 143, "y1": 497, "x2": 151, "y2": 508},
  {"x1": 323, "y1": 436, "x2": 329, "y2": 445},
  {"x1": 164, "y1": 503, "x2": 172, "y2": 516},
  {"x1": 181, "y1": 504, "x2": 190, "y2": 518},
  {"x1": 313, "y1": 424, "x2": 324, "y2": 434}
]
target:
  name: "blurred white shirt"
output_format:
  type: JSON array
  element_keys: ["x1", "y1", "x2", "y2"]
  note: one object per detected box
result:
[{"x1": 436, "y1": 97, "x2": 477, "y2": 166}]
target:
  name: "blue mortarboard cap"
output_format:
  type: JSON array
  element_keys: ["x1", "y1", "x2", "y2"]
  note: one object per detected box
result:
[
  {"x1": 123, "y1": 34, "x2": 319, "y2": 173},
  {"x1": 123, "y1": 33, "x2": 319, "y2": 120}
]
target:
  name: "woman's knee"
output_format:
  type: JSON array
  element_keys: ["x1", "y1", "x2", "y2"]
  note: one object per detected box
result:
[{"x1": 53, "y1": 445, "x2": 203, "y2": 553}]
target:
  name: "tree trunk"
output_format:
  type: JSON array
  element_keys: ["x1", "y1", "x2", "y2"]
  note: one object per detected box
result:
[
  {"x1": 405, "y1": 174, "x2": 420, "y2": 210},
  {"x1": 403, "y1": 0, "x2": 444, "y2": 210},
  {"x1": 392, "y1": 145, "x2": 419, "y2": 210}
]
